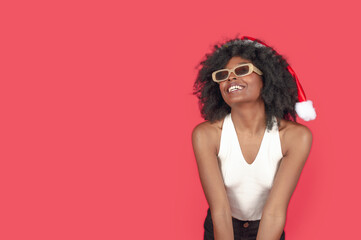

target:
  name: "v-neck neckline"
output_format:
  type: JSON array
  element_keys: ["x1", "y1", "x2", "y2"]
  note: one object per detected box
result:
[{"x1": 229, "y1": 113, "x2": 268, "y2": 166}]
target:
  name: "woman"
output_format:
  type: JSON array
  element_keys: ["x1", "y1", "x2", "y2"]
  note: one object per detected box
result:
[{"x1": 191, "y1": 36, "x2": 316, "y2": 240}]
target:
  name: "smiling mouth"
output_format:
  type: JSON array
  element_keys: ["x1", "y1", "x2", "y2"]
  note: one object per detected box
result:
[{"x1": 228, "y1": 85, "x2": 245, "y2": 93}]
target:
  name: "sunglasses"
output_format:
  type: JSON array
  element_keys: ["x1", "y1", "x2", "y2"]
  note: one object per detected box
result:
[{"x1": 212, "y1": 63, "x2": 263, "y2": 83}]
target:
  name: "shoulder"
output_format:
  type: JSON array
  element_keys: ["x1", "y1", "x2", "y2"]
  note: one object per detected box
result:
[
  {"x1": 192, "y1": 115, "x2": 225, "y2": 136},
  {"x1": 278, "y1": 119, "x2": 313, "y2": 157},
  {"x1": 192, "y1": 118, "x2": 224, "y2": 154}
]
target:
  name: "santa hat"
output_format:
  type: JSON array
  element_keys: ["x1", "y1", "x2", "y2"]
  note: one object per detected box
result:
[{"x1": 240, "y1": 36, "x2": 317, "y2": 121}]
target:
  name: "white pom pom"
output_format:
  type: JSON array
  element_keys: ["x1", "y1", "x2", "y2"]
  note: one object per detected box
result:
[{"x1": 295, "y1": 100, "x2": 317, "y2": 121}]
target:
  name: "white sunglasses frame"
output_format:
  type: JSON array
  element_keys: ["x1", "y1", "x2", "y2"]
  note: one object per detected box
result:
[{"x1": 212, "y1": 63, "x2": 263, "y2": 83}]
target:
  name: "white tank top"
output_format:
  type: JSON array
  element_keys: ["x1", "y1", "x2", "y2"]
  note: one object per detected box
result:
[{"x1": 217, "y1": 113, "x2": 283, "y2": 221}]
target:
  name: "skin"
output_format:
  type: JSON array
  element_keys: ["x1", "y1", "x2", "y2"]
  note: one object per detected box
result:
[
  {"x1": 192, "y1": 56, "x2": 313, "y2": 240},
  {"x1": 219, "y1": 56, "x2": 267, "y2": 164}
]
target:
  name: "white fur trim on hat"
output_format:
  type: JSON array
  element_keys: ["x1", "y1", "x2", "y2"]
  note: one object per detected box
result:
[{"x1": 295, "y1": 100, "x2": 316, "y2": 121}]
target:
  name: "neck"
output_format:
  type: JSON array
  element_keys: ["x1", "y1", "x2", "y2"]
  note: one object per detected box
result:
[{"x1": 230, "y1": 100, "x2": 266, "y2": 136}]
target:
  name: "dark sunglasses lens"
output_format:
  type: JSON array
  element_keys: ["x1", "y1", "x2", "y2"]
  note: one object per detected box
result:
[
  {"x1": 215, "y1": 70, "x2": 229, "y2": 81},
  {"x1": 235, "y1": 65, "x2": 250, "y2": 76}
]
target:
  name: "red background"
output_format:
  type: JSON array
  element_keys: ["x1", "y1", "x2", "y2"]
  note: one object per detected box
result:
[{"x1": 1, "y1": 0, "x2": 360, "y2": 239}]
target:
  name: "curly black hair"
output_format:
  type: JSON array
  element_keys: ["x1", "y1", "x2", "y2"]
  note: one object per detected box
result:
[{"x1": 192, "y1": 36, "x2": 299, "y2": 131}]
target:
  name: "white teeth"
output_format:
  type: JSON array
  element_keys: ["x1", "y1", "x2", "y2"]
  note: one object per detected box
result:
[{"x1": 228, "y1": 85, "x2": 244, "y2": 92}]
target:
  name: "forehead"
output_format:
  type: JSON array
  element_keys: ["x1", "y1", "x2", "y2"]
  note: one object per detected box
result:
[{"x1": 224, "y1": 56, "x2": 251, "y2": 69}]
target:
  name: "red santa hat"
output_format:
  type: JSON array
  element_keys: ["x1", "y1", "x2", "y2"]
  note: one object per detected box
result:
[{"x1": 240, "y1": 36, "x2": 317, "y2": 121}]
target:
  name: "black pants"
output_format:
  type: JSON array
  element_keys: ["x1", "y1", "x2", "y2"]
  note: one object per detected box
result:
[{"x1": 204, "y1": 208, "x2": 285, "y2": 240}]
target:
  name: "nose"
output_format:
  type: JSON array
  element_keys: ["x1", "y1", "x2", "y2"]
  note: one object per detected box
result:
[{"x1": 228, "y1": 71, "x2": 237, "y2": 81}]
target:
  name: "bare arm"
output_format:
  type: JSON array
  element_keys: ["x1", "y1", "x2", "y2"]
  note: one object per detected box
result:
[
  {"x1": 192, "y1": 122, "x2": 234, "y2": 240},
  {"x1": 256, "y1": 125, "x2": 313, "y2": 240}
]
